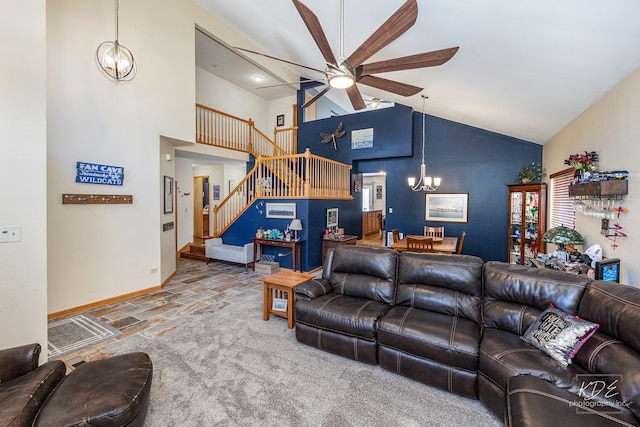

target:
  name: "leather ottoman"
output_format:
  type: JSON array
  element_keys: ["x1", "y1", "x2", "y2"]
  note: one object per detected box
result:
[{"x1": 34, "y1": 352, "x2": 153, "y2": 427}]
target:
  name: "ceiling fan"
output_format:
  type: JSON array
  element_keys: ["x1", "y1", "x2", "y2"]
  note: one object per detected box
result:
[
  {"x1": 365, "y1": 97, "x2": 393, "y2": 108},
  {"x1": 235, "y1": 0, "x2": 458, "y2": 111}
]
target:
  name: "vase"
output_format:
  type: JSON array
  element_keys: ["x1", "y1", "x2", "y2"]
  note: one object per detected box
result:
[{"x1": 521, "y1": 178, "x2": 532, "y2": 184}]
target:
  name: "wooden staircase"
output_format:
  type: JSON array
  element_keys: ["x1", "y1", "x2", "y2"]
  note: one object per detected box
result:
[{"x1": 195, "y1": 104, "x2": 353, "y2": 237}]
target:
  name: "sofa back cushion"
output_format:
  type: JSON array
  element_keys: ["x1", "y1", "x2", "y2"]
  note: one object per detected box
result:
[
  {"x1": 483, "y1": 261, "x2": 590, "y2": 335},
  {"x1": 329, "y1": 245, "x2": 398, "y2": 304},
  {"x1": 396, "y1": 253, "x2": 484, "y2": 324},
  {"x1": 575, "y1": 281, "x2": 640, "y2": 419}
]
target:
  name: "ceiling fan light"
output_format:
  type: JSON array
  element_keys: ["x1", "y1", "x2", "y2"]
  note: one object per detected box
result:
[
  {"x1": 370, "y1": 98, "x2": 381, "y2": 108},
  {"x1": 329, "y1": 74, "x2": 354, "y2": 89}
]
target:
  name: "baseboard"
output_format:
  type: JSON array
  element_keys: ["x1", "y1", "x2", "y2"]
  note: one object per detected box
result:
[{"x1": 48, "y1": 284, "x2": 162, "y2": 321}]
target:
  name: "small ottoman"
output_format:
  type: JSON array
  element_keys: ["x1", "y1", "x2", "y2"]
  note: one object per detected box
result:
[{"x1": 34, "y1": 352, "x2": 153, "y2": 427}]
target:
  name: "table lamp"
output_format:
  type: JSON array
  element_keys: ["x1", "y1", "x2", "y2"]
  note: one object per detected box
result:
[
  {"x1": 289, "y1": 219, "x2": 303, "y2": 240},
  {"x1": 542, "y1": 226, "x2": 584, "y2": 261}
]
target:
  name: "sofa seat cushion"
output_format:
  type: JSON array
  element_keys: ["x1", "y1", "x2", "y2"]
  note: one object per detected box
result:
[
  {"x1": 507, "y1": 374, "x2": 640, "y2": 427},
  {"x1": 33, "y1": 352, "x2": 153, "y2": 427},
  {"x1": 378, "y1": 306, "x2": 480, "y2": 371},
  {"x1": 479, "y1": 327, "x2": 583, "y2": 394},
  {"x1": 0, "y1": 360, "x2": 66, "y2": 427},
  {"x1": 295, "y1": 294, "x2": 391, "y2": 340},
  {"x1": 209, "y1": 245, "x2": 246, "y2": 263}
]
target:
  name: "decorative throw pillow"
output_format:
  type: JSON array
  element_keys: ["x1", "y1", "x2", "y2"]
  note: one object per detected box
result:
[{"x1": 521, "y1": 305, "x2": 599, "y2": 367}]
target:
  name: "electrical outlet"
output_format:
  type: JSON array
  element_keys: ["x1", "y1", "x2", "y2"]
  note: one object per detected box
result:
[{"x1": 0, "y1": 226, "x2": 21, "y2": 243}]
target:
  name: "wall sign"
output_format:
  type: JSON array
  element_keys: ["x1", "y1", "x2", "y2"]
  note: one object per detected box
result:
[{"x1": 76, "y1": 162, "x2": 124, "y2": 186}]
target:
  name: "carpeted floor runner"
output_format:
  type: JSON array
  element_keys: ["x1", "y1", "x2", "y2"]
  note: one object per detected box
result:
[{"x1": 48, "y1": 314, "x2": 122, "y2": 358}]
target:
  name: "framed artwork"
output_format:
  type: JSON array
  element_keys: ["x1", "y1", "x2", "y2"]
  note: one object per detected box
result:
[
  {"x1": 266, "y1": 202, "x2": 296, "y2": 219},
  {"x1": 213, "y1": 184, "x2": 220, "y2": 200},
  {"x1": 351, "y1": 128, "x2": 374, "y2": 149},
  {"x1": 272, "y1": 298, "x2": 287, "y2": 312},
  {"x1": 326, "y1": 208, "x2": 339, "y2": 228},
  {"x1": 376, "y1": 185, "x2": 383, "y2": 199},
  {"x1": 425, "y1": 193, "x2": 468, "y2": 223},
  {"x1": 163, "y1": 176, "x2": 173, "y2": 214},
  {"x1": 229, "y1": 180, "x2": 236, "y2": 193},
  {"x1": 276, "y1": 114, "x2": 285, "y2": 127}
]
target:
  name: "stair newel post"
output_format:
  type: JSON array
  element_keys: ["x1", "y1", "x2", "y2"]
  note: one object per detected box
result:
[
  {"x1": 304, "y1": 148, "x2": 312, "y2": 198},
  {"x1": 248, "y1": 118, "x2": 255, "y2": 153}
]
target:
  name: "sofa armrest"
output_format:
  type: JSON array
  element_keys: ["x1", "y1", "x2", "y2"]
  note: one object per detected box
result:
[
  {"x1": 205, "y1": 238, "x2": 223, "y2": 249},
  {"x1": 294, "y1": 278, "x2": 331, "y2": 301},
  {"x1": 242, "y1": 242, "x2": 255, "y2": 260},
  {"x1": 0, "y1": 343, "x2": 41, "y2": 382}
]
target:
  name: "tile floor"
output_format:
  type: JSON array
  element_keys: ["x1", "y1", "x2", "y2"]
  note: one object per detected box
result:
[{"x1": 54, "y1": 258, "x2": 271, "y2": 370}]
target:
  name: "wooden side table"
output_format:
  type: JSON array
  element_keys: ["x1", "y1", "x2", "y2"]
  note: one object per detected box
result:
[
  {"x1": 253, "y1": 238, "x2": 304, "y2": 272},
  {"x1": 261, "y1": 271, "x2": 314, "y2": 329}
]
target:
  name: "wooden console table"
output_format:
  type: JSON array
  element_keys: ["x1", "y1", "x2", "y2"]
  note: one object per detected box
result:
[
  {"x1": 253, "y1": 238, "x2": 304, "y2": 272},
  {"x1": 322, "y1": 235, "x2": 357, "y2": 264}
]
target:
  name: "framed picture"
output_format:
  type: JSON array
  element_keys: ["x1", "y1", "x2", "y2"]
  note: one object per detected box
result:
[
  {"x1": 351, "y1": 128, "x2": 374, "y2": 149},
  {"x1": 229, "y1": 180, "x2": 236, "y2": 193},
  {"x1": 276, "y1": 114, "x2": 285, "y2": 127},
  {"x1": 163, "y1": 176, "x2": 173, "y2": 214},
  {"x1": 266, "y1": 202, "x2": 296, "y2": 219},
  {"x1": 425, "y1": 193, "x2": 468, "y2": 223},
  {"x1": 376, "y1": 185, "x2": 383, "y2": 199},
  {"x1": 272, "y1": 298, "x2": 287, "y2": 312},
  {"x1": 326, "y1": 208, "x2": 339, "y2": 228},
  {"x1": 212, "y1": 184, "x2": 220, "y2": 200}
]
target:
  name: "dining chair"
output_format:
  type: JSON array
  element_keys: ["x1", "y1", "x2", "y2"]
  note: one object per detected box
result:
[
  {"x1": 457, "y1": 231, "x2": 467, "y2": 254},
  {"x1": 424, "y1": 226, "x2": 445, "y2": 238},
  {"x1": 407, "y1": 236, "x2": 434, "y2": 253},
  {"x1": 392, "y1": 228, "x2": 401, "y2": 244}
]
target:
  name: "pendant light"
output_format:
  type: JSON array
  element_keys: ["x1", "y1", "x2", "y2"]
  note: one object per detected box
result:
[
  {"x1": 96, "y1": 0, "x2": 137, "y2": 82},
  {"x1": 408, "y1": 95, "x2": 441, "y2": 192}
]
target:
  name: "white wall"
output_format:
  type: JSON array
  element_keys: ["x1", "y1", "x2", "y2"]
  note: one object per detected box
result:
[
  {"x1": 0, "y1": 0, "x2": 48, "y2": 354},
  {"x1": 46, "y1": 0, "x2": 200, "y2": 314},
  {"x1": 175, "y1": 157, "x2": 195, "y2": 251},
  {"x1": 543, "y1": 67, "x2": 640, "y2": 285}
]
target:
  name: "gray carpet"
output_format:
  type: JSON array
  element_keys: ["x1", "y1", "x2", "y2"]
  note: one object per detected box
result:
[
  {"x1": 101, "y1": 291, "x2": 502, "y2": 426},
  {"x1": 48, "y1": 314, "x2": 122, "y2": 358}
]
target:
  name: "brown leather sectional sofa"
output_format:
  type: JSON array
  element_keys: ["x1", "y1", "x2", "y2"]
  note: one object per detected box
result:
[{"x1": 293, "y1": 245, "x2": 640, "y2": 426}]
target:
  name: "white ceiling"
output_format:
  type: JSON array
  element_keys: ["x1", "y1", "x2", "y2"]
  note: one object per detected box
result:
[{"x1": 195, "y1": 0, "x2": 640, "y2": 144}]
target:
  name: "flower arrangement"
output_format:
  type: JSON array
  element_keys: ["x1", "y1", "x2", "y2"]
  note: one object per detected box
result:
[
  {"x1": 515, "y1": 162, "x2": 545, "y2": 184},
  {"x1": 564, "y1": 151, "x2": 599, "y2": 172}
]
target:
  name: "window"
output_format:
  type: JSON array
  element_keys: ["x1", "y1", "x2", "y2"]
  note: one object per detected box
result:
[{"x1": 549, "y1": 168, "x2": 575, "y2": 229}]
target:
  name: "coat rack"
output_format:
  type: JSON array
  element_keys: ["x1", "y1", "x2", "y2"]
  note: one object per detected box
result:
[{"x1": 62, "y1": 194, "x2": 133, "y2": 204}]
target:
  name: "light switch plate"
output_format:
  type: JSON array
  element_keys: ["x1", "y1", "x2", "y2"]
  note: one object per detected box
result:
[{"x1": 0, "y1": 226, "x2": 21, "y2": 243}]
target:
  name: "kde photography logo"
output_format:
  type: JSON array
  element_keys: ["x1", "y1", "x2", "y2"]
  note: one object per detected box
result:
[{"x1": 572, "y1": 374, "x2": 631, "y2": 414}]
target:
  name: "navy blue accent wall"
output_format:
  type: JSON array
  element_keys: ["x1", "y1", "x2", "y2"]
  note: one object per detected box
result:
[{"x1": 225, "y1": 96, "x2": 542, "y2": 271}]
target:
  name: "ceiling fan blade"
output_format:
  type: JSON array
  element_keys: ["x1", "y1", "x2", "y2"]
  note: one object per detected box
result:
[
  {"x1": 357, "y1": 75, "x2": 422, "y2": 97},
  {"x1": 347, "y1": 0, "x2": 418, "y2": 68},
  {"x1": 345, "y1": 85, "x2": 366, "y2": 110},
  {"x1": 234, "y1": 46, "x2": 326, "y2": 74},
  {"x1": 358, "y1": 47, "x2": 460, "y2": 76},
  {"x1": 292, "y1": 0, "x2": 337, "y2": 65},
  {"x1": 302, "y1": 86, "x2": 331, "y2": 109}
]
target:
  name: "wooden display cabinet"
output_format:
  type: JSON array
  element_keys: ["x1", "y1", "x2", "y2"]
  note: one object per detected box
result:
[{"x1": 507, "y1": 183, "x2": 546, "y2": 265}]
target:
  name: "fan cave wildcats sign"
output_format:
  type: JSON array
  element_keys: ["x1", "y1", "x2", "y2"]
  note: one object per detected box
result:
[{"x1": 76, "y1": 162, "x2": 125, "y2": 186}]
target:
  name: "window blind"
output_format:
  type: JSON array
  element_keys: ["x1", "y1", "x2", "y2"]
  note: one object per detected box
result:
[{"x1": 549, "y1": 168, "x2": 575, "y2": 229}]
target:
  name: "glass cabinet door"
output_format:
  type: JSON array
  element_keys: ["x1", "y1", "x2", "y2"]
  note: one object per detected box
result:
[{"x1": 507, "y1": 184, "x2": 547, "y2": 265}]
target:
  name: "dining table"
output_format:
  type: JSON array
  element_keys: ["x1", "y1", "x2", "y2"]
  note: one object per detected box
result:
[{"x1": 393, "y1": 235, "x2": 459, "y2": 254}]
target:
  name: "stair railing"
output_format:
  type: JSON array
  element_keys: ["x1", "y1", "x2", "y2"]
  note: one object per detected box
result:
[
  {"x1": 196, "y1": 103, "x2": 291, "y2": 157},
  {"x1": 212, "y1": 149, "x2": 352, "y2": 236}
]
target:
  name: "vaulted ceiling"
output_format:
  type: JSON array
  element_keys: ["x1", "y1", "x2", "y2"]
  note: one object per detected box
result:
[{"x1": 195, "y1": 0, "x2": 640, "y2": 144}]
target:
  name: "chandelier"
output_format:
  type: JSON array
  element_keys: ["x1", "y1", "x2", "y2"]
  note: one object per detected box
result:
[
  {"x1": 96, "y1": 0, "x2": 137, "y2": 82},
  {"x1": 408, "y1": 95, "x2": 441, "y2": 192}
]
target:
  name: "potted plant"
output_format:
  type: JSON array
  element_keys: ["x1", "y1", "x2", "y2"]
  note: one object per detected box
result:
[{"x1": 515, "y1": 163, "x2": 545, "y2": 184}]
